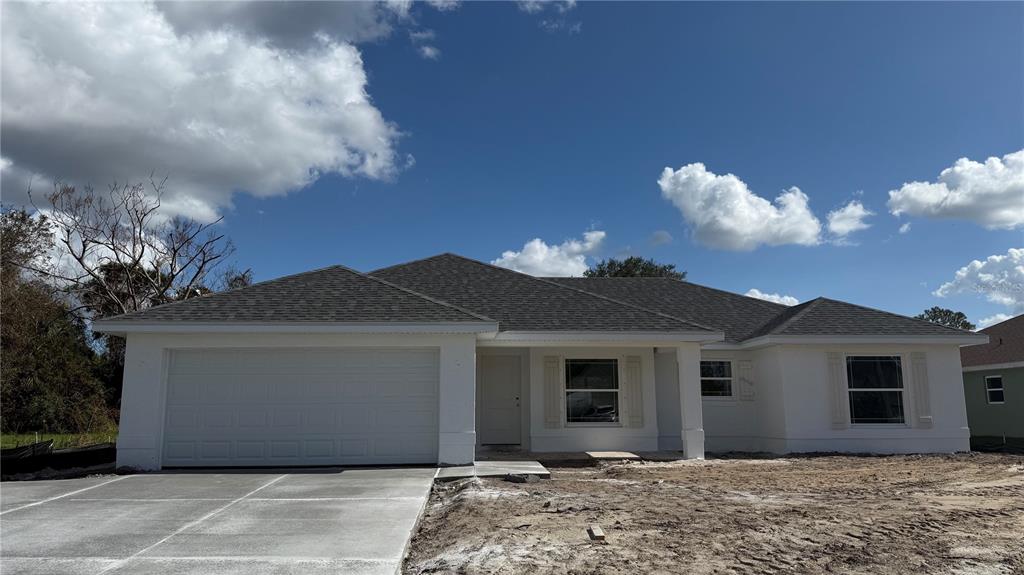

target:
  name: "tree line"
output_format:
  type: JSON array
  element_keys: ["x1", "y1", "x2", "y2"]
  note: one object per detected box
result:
[{"x1": 1, "y1": 180, "x2": 249, "y2": 434}]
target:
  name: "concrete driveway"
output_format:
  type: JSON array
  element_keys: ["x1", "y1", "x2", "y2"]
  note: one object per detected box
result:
[{"x1": 0, "y1": 468, "x2": 436, "y2": 575}]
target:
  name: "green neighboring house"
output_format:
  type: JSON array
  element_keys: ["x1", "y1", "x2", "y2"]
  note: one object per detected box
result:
[{"x1": 961, "y1": 314, "x2": 1024, "y2": 451}]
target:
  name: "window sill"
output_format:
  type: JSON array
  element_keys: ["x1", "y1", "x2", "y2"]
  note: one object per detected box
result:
[
  {"x1": 849, "y1": 423, "x2": 910, "y2": 429},
  {"x1": 566, "y1": 422, "x2": 623, "y2": 428},
  {"x1": 702, "y1": 396, "x2": 738, "y2": 402}
]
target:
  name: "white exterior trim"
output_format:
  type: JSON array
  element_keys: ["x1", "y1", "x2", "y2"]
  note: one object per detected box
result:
[
  {"x1": 706, "y1": 333, "x2": 988, "y2": 350},
  {"x1": 480, "y1": 330, "x2": 724, "y2": 346},
  {"x1": 93, "y1": 321, "x2": 499, "y2": 335},
  {"x1": 963, "y1": 360, "x2": 1024, "y2": 372}
]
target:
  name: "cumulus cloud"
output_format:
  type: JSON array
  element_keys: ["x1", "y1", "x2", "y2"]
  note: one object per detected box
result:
[
  {"x1": 745, "y1": 289, "x2": 799, "y2": 306},
  {"x1": 492, "y1": 230, "x2": 605, "y2": 276},
  {"x1": 650, "y1": 230, "x2": 674, "y2": 246},
  {"x1": 1, "y1": 2, "x2": 403, "y2": 221},
  {"x1": 517, "y1": 0, "x2": 580, "y2": 33},
  {"x1": 934, "y1": 248, "x2": 1024, "y2": 315},
  {"x1": 977, "y1": 313, "x2": 1014, "y2": 330},
  {"x1": 827, "y1": 200, "x2": 873, "y2": 238},
  {"x1": 409, "y1": 29, "x2": 441, "y2": 59},
  {"x1": 658, "y1": 163, "x2": 822, "y2": 251},
  {"x1": 887, "y1": 150, "x2": 1024, "y2": 229},
  {"x1": 899, "y1": 222, "x2": 912, "y2": 234}
]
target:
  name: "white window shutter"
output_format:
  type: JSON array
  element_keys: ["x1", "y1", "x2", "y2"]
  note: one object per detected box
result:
[
  {"x1": 827, "y1": 352, "x2": 849, "y2": 429},
  {"x1": 910, "y1": 352, "x2": 933, "y2": 429},
  {"x1": 624, "y1": 355, "x2": 643, "y2": 428},
  {"x1": 543, "y1": 356, "x2": 562, "y2": 429},
  {"x1": 737, "y1": 360, "x2": 754, "y2": 400}
]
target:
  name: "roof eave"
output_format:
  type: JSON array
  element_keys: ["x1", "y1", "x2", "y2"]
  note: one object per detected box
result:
[
  {"x1": 732, "y1": 333, "x2": 990, "y2": 349},
  {"x1": 478, "y1": 330, "x2": 725, "y2": 346},
  {"x1": 92, "y1": 320, "x2": 501, "y2": 336}
]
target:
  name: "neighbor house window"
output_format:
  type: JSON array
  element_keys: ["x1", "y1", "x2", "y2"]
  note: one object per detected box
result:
[
  {"x1": 846, "y1": 356, "x2": 905, "y2": 424},
  {"x1": 565, "y1": 359, "x2": 619, "y2": 423},
  {"x1": 700, "y1": 360, "x2": 733, "y2": 397},
  {"x1": 985, "y1": 376, "x2": 1005, "y2": 404}
]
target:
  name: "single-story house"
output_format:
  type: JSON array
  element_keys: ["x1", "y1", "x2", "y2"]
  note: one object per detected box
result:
[
  {"x1": 960, "y1": 314, "x2": 1023, "y2": 449},
  {"x1": 94, "y1": 253, "x2": 987, "y2": 470}
]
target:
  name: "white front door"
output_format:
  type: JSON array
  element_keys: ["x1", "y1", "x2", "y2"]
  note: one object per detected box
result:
[{"x1": 478, "y1": 355, "x2": 522, "y2": 445}]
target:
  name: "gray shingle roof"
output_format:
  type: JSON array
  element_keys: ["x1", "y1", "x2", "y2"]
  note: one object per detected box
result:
[
  {"x1": 371, "y1": 254, "x2": 715, "y2": 333},
  {"x1": 546, "y1": 277, "x2": 787, "y2": 343},
  {"x1": 743, "y1": 297, "x2": 974, "y2": 339},
  {"x1": 961, "y1": 314, "x2": 1024, "y2": 367},
  {"x1": 549, "y1": 278, "x2": 974, "y2": 342},
  {"x1": 99, "y1": 265, "x2": 494, "y2": 324}
]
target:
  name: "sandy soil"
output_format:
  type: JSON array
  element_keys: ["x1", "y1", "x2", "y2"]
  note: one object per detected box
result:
[{"x1": 404, "y1": 453, "x2": 1024, "y2": 574}]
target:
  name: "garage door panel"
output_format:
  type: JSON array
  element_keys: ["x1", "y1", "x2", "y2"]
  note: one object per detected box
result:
[{"x1": 163, "y1": 348, "x2": 439, "y2": 466}]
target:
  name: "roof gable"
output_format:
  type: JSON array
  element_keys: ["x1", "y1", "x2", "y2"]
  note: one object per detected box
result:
[
  {"x1": 371, "y1": 254, "x2": 715, "y2": 333},
  {"x1": 98, "y1": 265, "x2": 494, "y2": 324}
]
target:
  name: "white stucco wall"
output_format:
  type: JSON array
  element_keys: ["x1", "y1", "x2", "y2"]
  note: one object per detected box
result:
[
  {"x1": 527, "y1": 347, "x2": 661, "y2": 452},
  {"x1": 116, "y1": 332, "x2": 478, "y2": 470},
  {"x1": 655, "y1": 344, "x2": 970, "y2": 455},
  {"x1": 772, "y1": 344, "x2": 970, "y2": 453}
]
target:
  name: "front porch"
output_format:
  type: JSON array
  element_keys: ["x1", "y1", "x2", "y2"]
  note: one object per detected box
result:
[{"x1": 472, "y1": 344, "x2": 706, "y2": 461}]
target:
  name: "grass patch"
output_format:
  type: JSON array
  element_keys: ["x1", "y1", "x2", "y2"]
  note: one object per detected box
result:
[{"x1": 1, "y1": 430, "x2": 118, "y2": 450}]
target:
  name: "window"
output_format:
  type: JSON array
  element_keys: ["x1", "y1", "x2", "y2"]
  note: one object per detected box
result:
[
  {"x1": 565, "y1": 359, "x2": 619, "y2": 424},
  {"x1": 700, "y1": 360, "x2": 733, "y2": 397},
  {"x1": 846, "y1": 356, "x2": 905, "y2": 424},
  {"x1": 986, "y1": 376, "x2": 1005, "y2": 404}
]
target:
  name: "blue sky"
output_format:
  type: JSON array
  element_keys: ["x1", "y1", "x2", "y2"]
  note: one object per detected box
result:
[{"x1": 3, "y1": 1, "x2": 1022, "y2": 327}]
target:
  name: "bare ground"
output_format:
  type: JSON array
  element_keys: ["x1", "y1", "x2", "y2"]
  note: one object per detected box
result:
[{"x1": 404, "y1": 453, "x2": 1024, "y2": 575}]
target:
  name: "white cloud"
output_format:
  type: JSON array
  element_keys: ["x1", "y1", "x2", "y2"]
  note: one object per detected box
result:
[
  {"x1": 657, "y1": 163, "x2": 822, "y2": 251},
  {"x1": 899, "y1": 222, "x2": 912, "y2": 234},
  {"x1": 1, "y1": 2, "x2": 403, "y2": 222},
  {"x1": 417, "y1": 45, "x2": 441, "y2": 59},
  {"x1": 425, "y1": 0, "x2": 460, "y2": 10},
  {"x1": 492, "y1": 230, "x2": 605, "y2": 276},
  {"x1": 977, "y1": 313, "x2": 1014, "y2": 330},
  {"x1": 934, "y1": 248, "x2": 1024, "y2": 314},
  {"x1": 650, "y1": 230, "x2": 674, "y2": 246},
  {"x1": 827, "y1": 200, "x2": 873, "y2": 238},
  {"x1": 745, "y1": 289, "x2": 799, "y2": 306},
  {"x1": 887, "y1": 150, "x2": 1024, "y2": 229},
  {"x1": 517, "y1": 0, "x2": 579, "y2": 33}
]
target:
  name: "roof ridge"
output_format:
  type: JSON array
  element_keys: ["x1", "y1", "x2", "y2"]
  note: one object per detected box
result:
[
  {"x1": 97, "y1": 264, "x2": 350, "y2": 321},
  {"x1": 437, "y1": 253, "x2": 718, "y2": 333},
  {"x1": 816, "y1": 297, "x2": 973, "y2": 335},
  {"x1": 750, "y1": 297, "x2": 824, "y2": 338},
  {"x1": 551, "y1": 276, "x2": 789, "y2": 311},
  {"x1": 357, "y1": 267, "x2": 497, "y2": 323}
]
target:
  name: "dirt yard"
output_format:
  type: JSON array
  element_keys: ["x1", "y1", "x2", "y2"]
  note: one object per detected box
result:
[{"x1": 404, "y1": 453, "x2": 1024, "y2": 574}]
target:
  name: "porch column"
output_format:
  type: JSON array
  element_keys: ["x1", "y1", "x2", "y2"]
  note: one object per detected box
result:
[
  {"x1": 438, "y1": 336, "x2": 477, "y2": 465},
  {"x1": 676, "y1": 344, "x2": 705, "y2": 459}
]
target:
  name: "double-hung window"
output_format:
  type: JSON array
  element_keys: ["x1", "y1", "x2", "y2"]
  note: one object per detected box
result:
[
  {"x1": 565, "y1": 359, "x2": 619, "y2": 424},
  {"x1": 846, "y1": 355, "x2": 905, "y2": 424},
  {"x1": 700, "y1": 360, "x2": 733, "y2": 397},
  {"x1": 985, "y1": 376, "x2": 1005, "y2": 404}
]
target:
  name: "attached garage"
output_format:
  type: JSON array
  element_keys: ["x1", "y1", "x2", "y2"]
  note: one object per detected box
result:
[{"x1": 162, "y1": 348, "x2": 440, "y2": 467}]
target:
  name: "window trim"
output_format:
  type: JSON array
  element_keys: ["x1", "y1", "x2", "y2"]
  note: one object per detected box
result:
[
  {"x1": 563, "y1": 358, "x2": 622, "y2": 427},
  {"x1": 845, "y1": 354, "x2": 909, "y2": 427},
  {"x1": 700, "y1": 359, "x2": 736, "y2": 400},
  {"x1": 985, "y1": 375, "x2": 1005, "y2": 405}
]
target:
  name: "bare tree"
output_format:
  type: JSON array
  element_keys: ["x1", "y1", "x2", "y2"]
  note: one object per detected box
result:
[{"x1": 28, "y1": 179, "x2": 234, "y2": 319}]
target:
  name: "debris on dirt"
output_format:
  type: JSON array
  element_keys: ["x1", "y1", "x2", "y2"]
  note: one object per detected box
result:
[
  {"x1": 504, "y1": 473, "x2": 540, "y2": 484},
  {"x1": 587, "y1": 524, "x2": 606, "y2": 541},
  {"x1": 404, "y1": 453, "x2": 1024, "y2": 574}
]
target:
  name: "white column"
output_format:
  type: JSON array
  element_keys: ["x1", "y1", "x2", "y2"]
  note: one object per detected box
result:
[
  {"x1": 438, "y1": 336, "x2": 477, "y2": 465},
  {"x1": 116, "y1": 334, "x2": 168, "y2": 470},
  {"x1": 677, "y1": 344, "x2": 705, "y2": 459}
]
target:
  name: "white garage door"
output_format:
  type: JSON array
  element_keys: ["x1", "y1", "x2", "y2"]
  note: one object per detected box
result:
[{"x1": 162, "y1": 348, "x2": 439, "y2": 467}]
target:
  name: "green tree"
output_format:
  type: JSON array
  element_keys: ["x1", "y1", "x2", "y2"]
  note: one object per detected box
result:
[
  {"x1": 915, "y1": 306, "x2": 976, "y2": 331},
  {"x1": 584, "y1": 256, "x2": 685, "y2": 280},
  {"x1": 0, "y1": 208, "x2": 113, "y2": 433}
]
